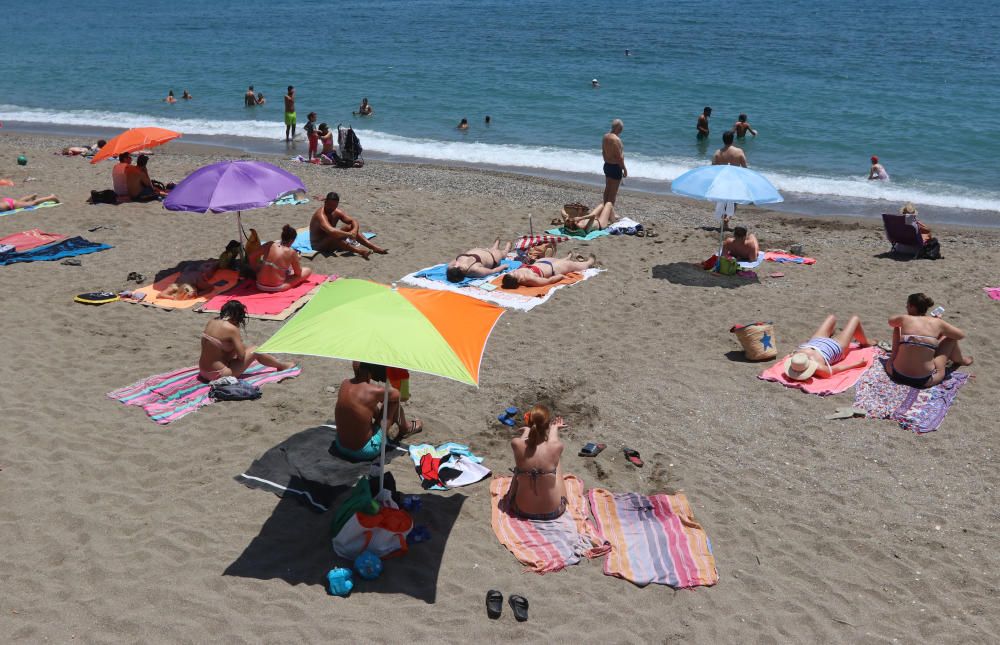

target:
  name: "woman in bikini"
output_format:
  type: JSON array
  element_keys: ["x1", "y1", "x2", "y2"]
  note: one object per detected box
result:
[
  {"x1": 507, "y1": 404, "x2": 567, "y2": 521},
  {"x1": 563, "y1": 201, "x2": 619, "y2": 233},
  {"x1": 249, "y1": 224, "x2": 312, "y2": 292},
  {"x1": 445, "y1": 238, "x2": 512, "y2": 282},
  {"x1": 500, "y1": 253, "x2": 596, "y2": 289},
  {"x1": 198, "y1": 300, "x2": 295, "y2": 382},
  {"x1": 0, "y1": 194, "x2": 60, "y2": 212},
  {"x1": 886, "y1": 293, "x2": 973, "y2": 388},
  {"x1": 783, "y1": 314, "x2": 875, "y2": 381}
]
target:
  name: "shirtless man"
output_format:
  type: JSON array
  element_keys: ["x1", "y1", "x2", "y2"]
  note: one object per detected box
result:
[
  {"x1": 697, "y1": 106, "x2": 712, "y2": 139},
  {"x1": 309, "y1": 192, "x2": 387, "y2": 259},
  {"x1": 244, "y1": 85, "x2": 256, "y2": 107},
  {"x1": 445, "y1": 238, "x2": 512, "y2": 282},
  {"x1": 722, "y1": 226, "x2": 760, "y2": 261},
  {"x1": 284, "y1": 86, "x2": 296, "y2": 141},
  {"x1": 601, "y1": 119, "x2": 627, "y2": 204},
  {"x1": 500, "y1": 254, "x2": 596, "y2": 289},
  {"x1": 733, "y1": 113, "x2": 757, "y2": 138},
  {"x1": 334, "y1": 362, "x2": 422, "y2": 461},
  {"x1": 126, "y1": 156, "x2": 159, "y2": 201},
  {"x1": 713, "y1": 130, "x2": 748, "y2": 167}
]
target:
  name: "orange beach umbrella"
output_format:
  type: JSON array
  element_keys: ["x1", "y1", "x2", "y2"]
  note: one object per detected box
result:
[{"x1": 89, "y1": 127, "x2": 182, "y2": 164}]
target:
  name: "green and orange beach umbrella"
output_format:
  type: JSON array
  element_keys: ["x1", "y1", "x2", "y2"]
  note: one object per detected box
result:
[
  {"x1": 257, "y1": 279, "x2": 505, "y2": 493},
  {"x1": 89, "y1": 127, "x2": 182, "y2": 164}
]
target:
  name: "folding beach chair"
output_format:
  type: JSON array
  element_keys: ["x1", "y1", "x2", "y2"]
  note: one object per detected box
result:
[{"x1": 881, "y1": 214, "x2": 924, "y2": 259}]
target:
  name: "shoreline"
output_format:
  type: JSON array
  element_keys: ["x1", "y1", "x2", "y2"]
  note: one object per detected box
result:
[{"x1": 3, "y1": 120, "x2": 998, "y2": 230}]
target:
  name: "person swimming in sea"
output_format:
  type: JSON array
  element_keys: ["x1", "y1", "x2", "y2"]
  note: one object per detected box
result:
[
  {"x1": 868, "y1": 155, "x2": 889, "y2": 180},
  {"x1": 733, "y1": 113, "x2": 757, "y2": 138}
]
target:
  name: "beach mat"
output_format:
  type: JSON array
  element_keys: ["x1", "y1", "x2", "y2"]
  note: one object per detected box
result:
[
  {"x1": 0, "y1": 229, "x2": 67, "y2": 252},
  {"x1": 401, "y1": 266, "x2": 601, "y2": 312},
  {"x1": 291, "y1": 229, "x2": 377, "y2": 259},
  {"x1": 853, "y1": 350, "x2": 970, "y2": 434},
  {"x1": 0, "y1": 200, "x2": 60, "y2": 218},
  {"x1": 272, "y1": 194, "x2": 310, "y2": 206},
  {"x1": 0, "y1": 236, "x2": 111, "y2": 266},
  {"x1": 235, "y1": 424, "x2": 406, "y2": 512},
  {"x1": 199, "y1": 273, "x2": 331, "y2": 320},
  {"x1": 107, "y1": 363, "x2": 301, "y2": 425},
  {"x1": 545, "y1": 217, "x2": 642, "y2": 240},
  {"x1": 758, "y1": 345, "x2": 878, "y2": 396},
  {"x1": 410, "y1": 260, "x2": 522, "y2": 287},
  {"x1": 588, "y1": 488, "x2": 718, "y2": 588},
  {"x1": 764, "y1": 251, "x2": 816, "y2": 265},
  {"x1": 490, "y1": 475, "x2": 610, "y2": 574},
  {"x1": 128, "y1": 268, "x2": 240, "y2": 310}
]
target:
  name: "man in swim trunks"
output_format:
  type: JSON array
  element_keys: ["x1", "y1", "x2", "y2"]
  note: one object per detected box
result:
[
  {"x1": 334, "y1": 362, "x2": 422, "y2": 462},
  {"x1": 733, "y1": 113, "x2": 757, "y2": 138},
  {"x1": 712, "y1": 130, "x2": 748, "y2": 228},
  {"x1": 500, "y1": 253, "x2": 596, "y2": 289},
  {"x1": 697, "y1": 106, "x2": 712, "y2": 139},
  {"x1": 245, "y1": 85, "x2": 256, "y2": 107},
  {"x1": 445, "y1": 238, "x2": 512, "y2": 282},
  {"x1": 722, "y1": 226, "x2": 760, "y2": 261},
  {"x1": 309, "y1": 192, "x2": 388, "y2": 259},
  {"x1": 284, "y1": 86, "x2": 296, "y2": 142},
  {"x1": 601, "y1": 119, "x2": 627, "y2": 204}
]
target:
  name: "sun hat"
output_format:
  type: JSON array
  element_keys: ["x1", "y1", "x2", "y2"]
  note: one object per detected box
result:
[
  {"x1": 900, "y1": 202, "x2": 917, "y2": 215},
  {"x1": 783, "y1": 352, "x2": 818, "y2": 381},
  {"x1": 870, "y1": 155, "x2": 879, "y2": 163}
]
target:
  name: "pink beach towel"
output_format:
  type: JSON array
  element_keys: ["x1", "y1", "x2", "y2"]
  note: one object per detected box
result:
[
  {"x1": 588, "y1": 488, "x2": 718, "y2": 588},
  {"x1": 490, "y1": 475, "x2": 610, "y2": 574},
  {"x1": 764, "y1": 251, "x2": 816, "y2": 265},
  {"x1": 985, "y1": 287, "x2": 1000, "y2": 301},
  {"x1": 107, "y1": 363, "x2": 301, "y2": 425},
  {"x1": 201, "y1": 273, "x2": 331, "y2": 317},
  {"x1": 0, "y1": 229, "x2": 67, "y2": 252},
  {"x1": 758, "y1": 345, "x2": 878, "y2": 395}
]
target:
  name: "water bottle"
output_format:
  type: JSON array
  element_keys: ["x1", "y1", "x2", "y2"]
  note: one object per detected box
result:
[{"x1": 929, "y1": 306, "x2": 944, "y2": 318}]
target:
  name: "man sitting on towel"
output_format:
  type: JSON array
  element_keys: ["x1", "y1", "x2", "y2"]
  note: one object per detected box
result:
[
  {"x1": 722, "y1": 226, "x2": 759, "y2": 262},
  {"x1": 309, "y1": 192, "x2": 388, "y2": 259},
  {"x1": 334, "y1": 362, "x2": 423, "y2": 462}
]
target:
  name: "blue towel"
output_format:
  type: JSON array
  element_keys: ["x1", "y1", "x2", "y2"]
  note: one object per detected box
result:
[
  {"x1": 271, "y1": 194, "x2": 310, "y2": 206},
  {"x1": 413, "y1": 260, "x2": 522, "y2": 286},
  {"x1": 0, "y1": 236, "x2": 111, "y2": 266},
  {"x1": 291, "y1": 230, "x2": 376, "y2": 256},
  {"x1": 0, "y1": 201, "x2": 61, "y2": 218},
  {"x1": 545, "y1": 227, "x2": 610, "y2": 241}
]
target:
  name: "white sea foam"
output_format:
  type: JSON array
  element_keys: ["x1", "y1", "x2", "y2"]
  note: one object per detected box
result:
[{"x1": 3, "y1": 105, "x2": 998, "y2": 213}]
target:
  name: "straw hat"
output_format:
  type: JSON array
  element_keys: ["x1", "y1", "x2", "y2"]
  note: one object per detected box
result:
[
  {"x1": 900, "y1": 202, "x2": 917, "y2": 215},
  {"x1": 561, "y1": 202, "x2": 589, "y2": 219},
  {"x1": 783, "y1": 352, "x2": 818, "y2": 381}
]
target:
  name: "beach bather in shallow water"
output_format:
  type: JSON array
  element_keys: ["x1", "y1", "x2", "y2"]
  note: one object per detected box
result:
[
  {"x1": 500, "y1": 254, "x2": 596, "y2": 289},
  {"x1": 198, "y1": 300, "x2": 294, "y2": 382},
  {"x1": 507, "y1": 404, "x2": 567, "y2": 520},
  {"x1": 563, "y1": 202, "x2": 619, "y2": 233},
  {"x1": 248, "y1": 224, "x2": 312, "y2": 292},
  {"x1": 0, "y1": 194, "x2": 60, "y2": 212},
  {"x1": 784, "y1": 314, "x2": 875, "y2": 380},
  {"x1": 334, "y1": 362, "x2": 422, "y2": 462},
  {"x1": 886, "y1": 293, "x2": 973, "y2": 388},
  {"x1": 445, "y1": 238, "x2": 512, "y2": 282}
]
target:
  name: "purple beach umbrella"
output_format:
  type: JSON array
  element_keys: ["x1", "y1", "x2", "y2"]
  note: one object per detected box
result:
[{"x1": 163, "y1": 160, "x2": 306, "y2": 245}]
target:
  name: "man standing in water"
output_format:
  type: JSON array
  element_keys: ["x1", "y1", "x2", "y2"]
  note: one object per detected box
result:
[
  {"x1": 244, "y1": 86, "x2": 256, "y2": 107},
  {"x1": 697, "y1": 106, "x2": 712, "y2": 139},
  {"x1": 601, "y1": 119, "x2": 627, "y2": 204},
  {"x1": 711, "y1": 130, "x2": 748, "y2": 229},
  {"x1": 284, "y1": 86, "x2": 296, "y2": 142}
]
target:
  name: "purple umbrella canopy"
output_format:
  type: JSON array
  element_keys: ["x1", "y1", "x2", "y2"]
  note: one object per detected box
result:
[{"x1": 163, "y1": 160, "x2": 305, "y2": 213}]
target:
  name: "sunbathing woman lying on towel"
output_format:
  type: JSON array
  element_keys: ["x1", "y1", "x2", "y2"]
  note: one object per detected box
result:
[
  {"x1": 500, "y1": 254, "x2": 596, "y2": 289},
  {"x1": 445, "y1": 238, "x2": 512, "y2": 282},
  {"x1": 0, "y1": 193, "x2": 60, "y2": 212},
  {"x1": 198, "y1": 300, "x2": 295, "y2": 382},
  {"x1": 784, "y1": 314, "x2": 875, "y2": 380},
  {"x1": 507, "y1": 404, "x2": 567, "y2": 521},
  {"x1": 248, "y1": 224, "x2": 312, "y2": 292},
  {"x1": 885, "y1": 293, "x2": 974, "y2": 388},
  {"x1": 333, "y1": 362, "x2": 423, "y2": 462},
  {"x1": 562, "y1": 202, "x2": 619, "y2": 233},
  {"x1": 160, "y1": 260, "x2": 219, "y2": 300}
]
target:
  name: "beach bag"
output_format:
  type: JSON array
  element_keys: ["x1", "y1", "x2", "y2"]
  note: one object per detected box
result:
[
  {"x1": 920, "y1": 238, "x2": 941, "y2": 260},
  {"x1": 333, "y1": 505, "x2": 412, "y2": 560},
  {"x1": 90, "y1": 189, "x2": 118, "y2": 204},
  {"x1": 731, "y1": 322, "x2": 777, "y2": 361},
  {"x1": 717, "y1": 257, "x2": 739, "y2": 275},
  {"x1": 209, "y1": 379, "x2": 262, "y2": 401},
  {"x1": 244, "y1": 229, "x2": 261, "y2": 259}
]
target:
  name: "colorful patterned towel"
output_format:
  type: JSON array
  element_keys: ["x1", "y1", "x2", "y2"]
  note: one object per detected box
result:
[
  {"x1": 984, "y1": 287, "x2": 1000, "y2": 301},
  {"x1": 853, "y1": 350, "x2": 970, "y2": 434},
  {"x1": 588, "y1": 488, "x2": 718, "y2": 588},
  {"x1": 107, "y1": 363, "x2": 301, "y2": 425},
  {"x1": 0, "y1": 236, "x2": 111, "y2": 266},
  {"x1": 513, "y1": 234, "x2": 569, "y2": 250},
  {"x1": 0, "y1": 200, "x2": 61, "y2": 218},
  {"x1": 490, "y1": 475, "x2": 610, "y2": 573},
  {"x1": 199, "y1": 273, "x2": 331, "y2": 320},
  {"x1": 758, "y1": 345, "x2": 878, "y2": 396},
  {"x1": 764, "y1": 251, "x2": 816, "y2": 264},
  {"x1": 402, "y1": 266, "x2": 602, "y2": 312},
  {"x1": 0, "y1": 229, "x2": 67, "y2": 252}
]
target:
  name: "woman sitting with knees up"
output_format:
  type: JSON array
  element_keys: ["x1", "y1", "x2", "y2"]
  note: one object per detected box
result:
[
  {"x1": 886, "y1": 293, "x2": 973, "y2": 388},
  {"x1": 563, "y1": 202, "x2": 619, "y2": 233},
  {"x1": 506, "y1": 404, "x2": 567, "y2": 521},
  {"x1": 249, "y1": 224, "x2": 312, "y2": 292},
  {"x1": 198, "y1": 300, "x2": 295, "y2": 383},
  {"x1": 784, "y1": 314, "x2": 876, "y2": 381},
  {"x1": 501, "y1": 253, "x2": 596, "y2": 289}
]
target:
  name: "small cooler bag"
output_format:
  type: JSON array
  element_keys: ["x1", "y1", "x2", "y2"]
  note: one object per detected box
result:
[
  {"x1": 730, "y1": 321, "x2": 777, "y2": 361},
  {"x1": 332, "y1": 506, "x2": 413, "y2": 560}
]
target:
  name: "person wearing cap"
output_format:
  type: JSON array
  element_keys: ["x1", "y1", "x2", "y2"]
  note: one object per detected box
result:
[
  {"x1": 868, "y1": 155, "x2": 889, "y2": 180},
  {"x1": 784, "y1": 314, "x2": 875, "y2": 381},
  {"x1": 309, "y1": 192, "x2": 387, "y2": 259},
  {"x1": 591, "y1": 79, "x2": 600, "y2": 88}
]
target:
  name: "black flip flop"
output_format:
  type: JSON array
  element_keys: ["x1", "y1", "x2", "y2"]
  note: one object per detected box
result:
[
  {"x1": 486, "y1": 590, "x2": 503, "y2": 619},
  {"x1": 508, "y1": 594, "x2": 529, "y2": 622},
  {"x1": 623, "y1": 447, "x2": 644, "y2": 468}
]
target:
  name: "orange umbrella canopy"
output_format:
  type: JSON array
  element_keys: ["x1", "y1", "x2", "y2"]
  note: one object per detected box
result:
[{"x1": 89, "y1": 127, "x2": 182, "y2": 164}]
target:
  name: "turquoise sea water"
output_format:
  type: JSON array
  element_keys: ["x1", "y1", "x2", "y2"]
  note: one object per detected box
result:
[{"x1": 2, "y1": 0, "x2": 999, "y2": 217}]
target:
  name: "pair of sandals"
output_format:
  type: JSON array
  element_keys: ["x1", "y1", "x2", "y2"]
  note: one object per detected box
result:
[{"x1": 486, "y1": 590, "x2": 528, "y2": 622}]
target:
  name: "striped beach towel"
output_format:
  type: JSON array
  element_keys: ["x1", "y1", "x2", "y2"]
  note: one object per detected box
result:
[
  {"x1": 107, "y1": 363, "x2": 301, "y2": 425},
  {"x1": 513, "y1": 234, "x2": 569, "y2": 250},
  {"x1": 490, "y1": 475, "x2": 610, "y2": 573},
  {"x1": 588, "y1": 488, "x2": 718, "y2": 588}
]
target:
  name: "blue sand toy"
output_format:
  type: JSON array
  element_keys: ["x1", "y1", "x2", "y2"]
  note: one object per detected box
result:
[
  {"x1": 407, "y1": 525, "x2": 431, "y2": 545},
  {"x1": 327, "y1": 567, "x2": 354, "y2": 596},
  {"x1": 401, "y1": 495, "x2": 422, "y2": 512},
  {"x1": 354, "y1": 551, "x2": 383, "y2": 581},
  {"x1": 497, "y1": 406, "x2": 519, "y2": 426}
]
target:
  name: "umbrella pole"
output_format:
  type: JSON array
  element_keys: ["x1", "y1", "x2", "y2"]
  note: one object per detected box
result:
[
  {"x1": 377, "y1": 382, "x2": 390, "y2": 497},
  {"x1": 529, "y1": 214, "x2": 534, "y2": 237}
]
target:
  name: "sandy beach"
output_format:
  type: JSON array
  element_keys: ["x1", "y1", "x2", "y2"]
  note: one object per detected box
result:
[{"x1": 1, "y1": 132, "x2": 997, "y2": 643}]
